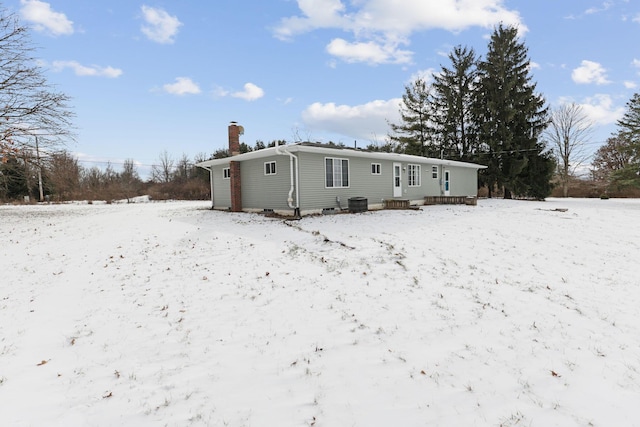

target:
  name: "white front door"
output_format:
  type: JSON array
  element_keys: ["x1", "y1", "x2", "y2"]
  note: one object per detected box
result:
[
  {"x1": 444, "y1": 169, "x2": 451, "y2": 196},
  {"x1": 393, "y1": 163, "x2": 402, "y2": 197}
]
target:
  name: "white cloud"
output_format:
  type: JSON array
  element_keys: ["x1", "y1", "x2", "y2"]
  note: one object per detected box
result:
[
  {"x1": 52, "y1": 60, "x2": 122, "y2": 78},
  {"x1": 326, "y1": 38, "x2": 412, "y2": 64},
  {"x1": 274, "y1": 0, "x2": 525, "y2": 65},
  {"x1": 231, "y1": 83, "x2": 265, "y2": 101},
  {"x1": 20, "y1": 0, "x2": 73, "y2": 36},
  {"x1": 141, "y1": 5, "x2": 182, "y2": 44},
  {"x1": 624, "y1": 81, "x2": 637, "y2": 89},
  {"x1": 571, "y1": 60, "x2": 611, "y2": 85},
  {"x1": 585, "y1": 2, "x2": 613, "y2": 15},
  {"x1": 633, "y1": 13, "x2": 640, "y2": 23},
  {"x1": 212, "y1": 86, "x2": 229, "y2": 98},
  {"x1": 162, "y1": 77, "x2": 201, "y2": 96},
  {"x1": 633, "y1": 58, "x2": 640, "y2": 71},
  {"x1": 302, "y1": 98, "x2": 401, "y2": 141},
  {"x1": 576, "y1": 94, "x2": 624, "y2": 125},
  {"x1": 273, "y1": 0, "x2": 348, "y2": 40}
]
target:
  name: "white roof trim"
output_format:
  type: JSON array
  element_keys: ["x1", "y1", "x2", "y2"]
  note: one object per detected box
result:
[{"x1": 196, "y1": 143, "x2": 487, "y2": 169}]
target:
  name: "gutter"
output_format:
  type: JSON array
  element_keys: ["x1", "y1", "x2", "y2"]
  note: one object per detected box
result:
[{"x1": 276, "y1": 144, "x2": 301, "y2": 218}]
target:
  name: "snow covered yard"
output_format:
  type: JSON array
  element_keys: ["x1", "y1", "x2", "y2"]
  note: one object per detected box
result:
[{"x1": 1, "y1": 198, "x2": 639, "y2": 426}]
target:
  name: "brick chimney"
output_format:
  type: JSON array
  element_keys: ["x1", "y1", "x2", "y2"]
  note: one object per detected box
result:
[
  {"x1": 228, "y1": 122, "x2": 242, "y2": 212},
  {"x1": 229, "y1": 121, "x2": 240, "y2": 156},
  {"x1": 230, "y1": 161, "x2": 242, "y2": 212}
]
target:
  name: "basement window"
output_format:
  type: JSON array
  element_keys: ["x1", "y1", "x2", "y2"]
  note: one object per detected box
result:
[
  {"x1": 264, "y1": 161, "x2": 277, "y2": 175},
  {"x1": 223, "y1": 167, "x2": 230, "y2": 179},
  {"x1": 325, "y1": 157, "x2": 349, "y2": 188},
  {"x1": 371, "y1": 163, "x2": 381, "y2": 175}
]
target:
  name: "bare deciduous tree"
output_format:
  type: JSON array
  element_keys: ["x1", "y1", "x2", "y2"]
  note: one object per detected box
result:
[
  {"x1": 591, "y1": 133, "x2": 633, "y2": 182},
  {"x1": 151, "y1": 150, "x2": 174, "y2": 183},
  {"x1": 544, "y1": 102, "x2": 593, "y2": 197},
  {"x1": 0, "y1": 7, "x2": 75, "y2": 161},
  {"x1": 173, "y1": 153, "x2": 190, "y2": 183},
  {"x1": 120, "y1": 159, "x2": 141, "y2": 201},
  {"x1": 46, "y1": 150, "x2": 81, "y2": 200}
]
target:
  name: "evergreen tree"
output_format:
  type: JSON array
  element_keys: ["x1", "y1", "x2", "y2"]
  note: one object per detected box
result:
[
  {"x1": 0, "y1": 156, "x2": 27, "y2": 199},
  {"x1": 431, "y1": 45, "x2": 478, "y2": 160},
  {"x1": 612, "y1": 93, "x2": 640, "y2": 188},
  {"x1": 474, "y1": 24, "x2": 551, "y2": 198},
  {"x1": 388, "y1": 78, "x2": 435, "y2": 156}
]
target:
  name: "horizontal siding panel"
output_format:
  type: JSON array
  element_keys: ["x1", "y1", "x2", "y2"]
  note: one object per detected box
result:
[
  {"x1": 241, "y1": 156, "x2": 293, "y2": 211},
  {"x1": 211, "y1": 164, "x2": 231, "y2": 207}
]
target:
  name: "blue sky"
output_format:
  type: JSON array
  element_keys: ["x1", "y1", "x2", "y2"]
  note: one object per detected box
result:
[{"x1": 6, "y1": 0, "x2": 640, "y2": 176}]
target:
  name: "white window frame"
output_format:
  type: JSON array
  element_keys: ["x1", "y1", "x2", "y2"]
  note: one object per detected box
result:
[
  {"x1": 264, "y1": 161, "x2": 277, "y2": 175},
  {"x1": 371, "y1": 163, "x2": 381, "y2": 175},
  {"x1": 432, "y1": 165, "x2": 438, "y2": 179},
  {"x1": 325, "y1": 157, "x2": 350, "y2": 188},
  {"x1": 407, "y1": 164, "x2": 421, "y2": 187},
  {"x1": 223, "y1": 167, "x2": 230, "y2": 179}
]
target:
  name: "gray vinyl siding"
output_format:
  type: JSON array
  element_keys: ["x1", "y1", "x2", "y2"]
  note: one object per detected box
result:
[
  {"x1": 446, "y1": 166, "x2": 478, "y2": 196},
  {"x1": 240, "y1": 156, "x2": 292, "y2": 211},
  {"x1": 297, "y1": 153, "x2": 391, "y2": 211},
  {"x1": 422, "y1": 164, "x2": 441, "y2": 195},
  {"x1": 212, "y1": 164, "x2": 231, "y2": 208},
  {"x1": 296, "y1": 152, "x2": 479, "y2": 211}
]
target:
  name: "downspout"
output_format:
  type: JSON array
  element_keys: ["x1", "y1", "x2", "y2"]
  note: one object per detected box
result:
[
  {"x1": 206, "y1": 166, "x2": 214, "y2": 209},
  {"x1": 276, "y1": 145, "x2": 301, "y2": 218}
]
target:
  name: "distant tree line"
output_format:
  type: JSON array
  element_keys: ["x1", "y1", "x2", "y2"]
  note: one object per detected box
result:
[{"x1": 0, "y1": 150, "x2": 215, "y2": 202}]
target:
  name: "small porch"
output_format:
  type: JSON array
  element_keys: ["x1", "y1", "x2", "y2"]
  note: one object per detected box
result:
[{"x1": 424, "y1": 196, "x2": 478, "y2": 206}]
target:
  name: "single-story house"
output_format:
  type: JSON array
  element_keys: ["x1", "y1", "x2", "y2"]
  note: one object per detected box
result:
[{"x1": 196, "y1": 123, "x2": 487, "y2": 216}]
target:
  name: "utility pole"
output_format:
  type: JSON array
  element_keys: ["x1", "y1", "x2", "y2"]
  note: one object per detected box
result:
[{"x1": 35, "y1": 135, "x2": 44, "y2": 202}]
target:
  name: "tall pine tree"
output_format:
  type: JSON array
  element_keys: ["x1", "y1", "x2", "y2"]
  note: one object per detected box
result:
[
  {"x1": 388, "y1": 78, "x2": 435, "y2": 156},
  {"x1": 431, "y1": 45, "x2": 478, "y2": 161},
  {"x1": 474, "y1": 24, "x2": 552, "y2": 199}
]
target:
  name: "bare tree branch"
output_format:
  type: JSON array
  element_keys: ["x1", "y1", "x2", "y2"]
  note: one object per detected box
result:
[{"x1": 0, "y1": 6, "x2": 75, "y2": 161}]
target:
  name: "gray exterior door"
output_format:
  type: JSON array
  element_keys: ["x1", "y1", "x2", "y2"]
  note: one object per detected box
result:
[{"x1": 393, "y1": 163, "x2": 402, "y2": 197}]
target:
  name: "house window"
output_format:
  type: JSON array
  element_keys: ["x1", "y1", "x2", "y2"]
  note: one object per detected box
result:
[
  {"x1": 223, "y1": 167, "x2": 230, "y2": 179},
  {"x1": 371, "y1": 163, "x2": 381, "y2": 175},
  {"x1": 264, "y1": 161, "x2": 276, "y2": 175},
  {"x1": 432, "y1": 166, "x2": 438, "y2": 179},
  {"x1": 408, "y1": 164, "x2": 421, "y2": 187},
  {"x1": 325, "y1": 157, "x2": 349, "y2": 188}
]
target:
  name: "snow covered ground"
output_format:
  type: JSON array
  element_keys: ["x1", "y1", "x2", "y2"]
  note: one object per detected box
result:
[{"x1": 1, "y1": 198, "x2": 639, "y2": 426}]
